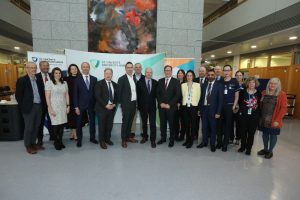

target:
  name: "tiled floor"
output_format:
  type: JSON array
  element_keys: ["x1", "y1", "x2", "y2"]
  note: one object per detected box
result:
[{"x1": 1, "y1": 120, "x2": 300, "y2": 200}]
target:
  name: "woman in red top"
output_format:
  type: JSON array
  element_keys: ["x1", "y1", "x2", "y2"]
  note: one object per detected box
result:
[{"x1": 258, "y1": 77, "x2": 287, "y2": 159}]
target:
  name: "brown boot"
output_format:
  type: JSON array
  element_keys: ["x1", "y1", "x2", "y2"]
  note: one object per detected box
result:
[{"x1": 26, "y1": 147, "x2": 37, "y2": 154}]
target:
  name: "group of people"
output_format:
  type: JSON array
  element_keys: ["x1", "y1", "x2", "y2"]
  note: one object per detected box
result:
[{"x1": 15, "y1": 61, "x2": 287, "y2": 159}]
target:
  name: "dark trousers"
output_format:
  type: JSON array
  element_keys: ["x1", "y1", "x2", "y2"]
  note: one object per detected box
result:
[
  {"x1": 240, "y1": 114, "x2": 259, "y2": 151},
  {"x1": 76, "y1": 107, "x2": 96, "y2": 142},
  {"x1": 121, "y1": 101, "x2": 136, "y2": 140},
  {"x1": 217, "y1": 105, "x2": 233, "y2": 147},
  {"x1": 231, "y1": 113, "x2": 241, "y2": 141},
  {"x1": 97, "y1": 109, "x2": 116, "y2": 142},
  {"x1": 22, "y1": 104, "x2": 42, "y2": 148},
  {"x1": 37, "y1": 108, "x2": 53, "y2": 144},
  {"x1": 182, "y1": 106, "x2": 198, "y2": 143},
  {"x1": 174, "y1": 106, "x2": 186, "y2": 139},
  {"x1": 52, "y1": 124, "x2": 64, "y2": 143},
  {"x1": 159, "y1": 107, "x2": 176, "y2": 142},
  {"x1": 140, "y1": 109, "x2": 156, "y2": 141},
  {"x1": 201, "y1": 106, "x2": 217, "y2": 145},
  {"x1": 194, "y1": 114, "x2": 200, "y2": 139}
]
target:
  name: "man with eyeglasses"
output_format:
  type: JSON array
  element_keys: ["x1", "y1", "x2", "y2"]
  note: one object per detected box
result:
[
  {"x1": 156, "y1": 65, "x2": 181, "y2": 147},
  {"x1": 16, "y1": 62, "x2": 44, "y2": 154}
]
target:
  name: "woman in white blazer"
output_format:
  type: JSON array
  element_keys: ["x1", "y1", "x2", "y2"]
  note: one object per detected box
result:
[{"x1": 181, "y1": 70, "x2": 201, "y2": 148}]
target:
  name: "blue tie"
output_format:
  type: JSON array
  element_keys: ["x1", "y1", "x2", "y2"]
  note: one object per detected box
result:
[
  {"x1": 85, "y1": 76, "x2": 90, "y2": 90},
  {"x1": 108, "y1": 81, "x2": 113, "y2": 102}
]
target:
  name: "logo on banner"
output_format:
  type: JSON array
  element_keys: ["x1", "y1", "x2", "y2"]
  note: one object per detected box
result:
[
  {"x1": 32, "y1": 57, "x2": 38, "y2": 63},
  {"x1": 90, "y1": 59, "x2": 101, "y2": 69}
]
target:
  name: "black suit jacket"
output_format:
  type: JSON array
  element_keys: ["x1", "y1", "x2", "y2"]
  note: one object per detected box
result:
[
  {"x1": 194, "y1": 77, "x2": 208, "y2": 86},
  {"x1": 73, "y1": 75, "x2": 97, "y2": 110},
  {"x1": 117, "y1": 74, "x2": 137, "y2": 107},
  {"x1": 157, "y1": 77, "x2": 181, "y2": 109},
  {"x1": 94, "y1": 79, "x2": 118, "y2": 113},
  {"x1": 36, "y1": 72, "x2": 50, "y2": 108},
  {"x1": 15, "y1": 75, "x2": 44, "y2": 114},
  {"x1": 199, "y1": 81, "x2": 224, "y2": 116},
  {"x1": 137, "y1": 77, "x2": 157, "y2": 112}
]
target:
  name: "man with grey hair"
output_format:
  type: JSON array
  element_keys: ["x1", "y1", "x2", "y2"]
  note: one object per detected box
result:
[
  {"x1": 15, "y1": 62, "x2": 44, "y2": 154},
  {"x1": 131, "y1": 63, "x2": 145, "y2": 138},
  {"x1": 136, "y1": 67, "x2": 158, "y2": 148},
  {"x1": 94, "y1": 68, "x2": 117, "y2": 149}
]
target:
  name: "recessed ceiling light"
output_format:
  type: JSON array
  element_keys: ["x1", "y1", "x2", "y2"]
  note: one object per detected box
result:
[
  {"x1": 14, "y1": 46, "x2": 20, "y2": 50},
  {"x1": 289, "y1": 36, "x2": 298, "y2": 40},
  {"x1": 210, "y1": 54, "x2": 215, "y2": 58},
  {"x1": 227, "y1": 50, "x2": 232, "y2": 54},
  {"x1": 251, "y1": 45, "x2": 257, "y2": 49}
]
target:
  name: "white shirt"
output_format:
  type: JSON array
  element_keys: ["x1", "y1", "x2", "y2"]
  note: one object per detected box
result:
[
  {"x1": 105, "y1": 80, "x2": 114, "y2": 104},
  {"x1": 41, "y1": 73, "x2": 50, "y2": 84},
  {"x1": 126, "y1": 74, "x2": 137, "y2": 101},
  {"x1": 204, "y1": 80, "x2": 215, "y2": 106},
  {"x1": 82, "y1": 74, "x2": 90, "y2": 82}
]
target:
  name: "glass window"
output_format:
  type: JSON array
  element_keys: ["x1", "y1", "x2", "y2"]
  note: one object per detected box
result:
[
  {"x1": 294, "y1": 51, "x2": 300, "y2": 65},
  {"x1": 240, "y1": 58, "x2": 251, "y2": 69},
  {"x1": 270, "y1": 53, "x2": 292, "y2": 67},
  {"x1": 252, "y1": 56, "x2": 268, "y2": 68}
]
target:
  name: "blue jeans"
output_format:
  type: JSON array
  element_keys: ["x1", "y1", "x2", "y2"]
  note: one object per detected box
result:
[{"x1": 262, "y1": 133, "x2": 277, "y2": 152}]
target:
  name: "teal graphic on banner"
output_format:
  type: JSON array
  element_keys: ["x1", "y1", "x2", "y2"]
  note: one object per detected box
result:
[{"x1": 90, "y1": 59, "x2": 101, "y2": 69}]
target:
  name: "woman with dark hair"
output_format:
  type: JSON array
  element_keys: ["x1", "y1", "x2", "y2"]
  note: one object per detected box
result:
[
  {"x1": 232, "y1": 70, "x2": 245, "y2": 145},
  {"x1": 64, "y1": 64, "x2": 81, "y2": 140},
  {"x1": 257, "y1": 77, "x2": 287, "y2": 159},
  {"x1": 174, "y1": 69, "x2": 186, "y2": 141},
  {"x1": 181, "y1": 70, "x2": 200, "y2": 148},
  {"x1": 237, "y1": 77, "x2": 261, "y2": 155},
  {"x1": 45, "y1": 67, "x2": 69, "y2": 150}
]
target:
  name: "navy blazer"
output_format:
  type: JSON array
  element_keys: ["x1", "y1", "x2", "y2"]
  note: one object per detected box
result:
[
  {"x1": 137, "y1": 77, "x2": 157, "y2": 112},
  {"x1": 73, "y1": 75, "x2": 97, "y2": 110},
  {"x1": 15, "y1": 75, "x2": 44, "y2": 114},
  {"x1": 199, "y1": 81, "x2": 224, "y2": 116}
]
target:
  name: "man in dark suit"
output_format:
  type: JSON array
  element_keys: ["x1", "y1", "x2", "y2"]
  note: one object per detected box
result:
[
  {"x1": 194, "y1": 66, "x2": 208, "y2": 141},
  {"x1": 117, "y1": 62, "x2": 138, "y2": 148},
  {"x1": 197, "y1": 69, "x2": 224, "y2": 152},
  {"x1": 36, "y1": 61, "x2": 53, "y2": 146},
  {"x1": 73, "y1": 62, "x2": 98, "y2": 147},
  {"x1": 131, "y1": 63, "x2": 145, "y2": 138},
  {"x1": 94, "y1": 68, "x2": 117, "y2": 149},
  {"x1": 156, "y1": 65, "x2": 181, "y2": 147},
  {"x1": 214, "y1": 65, "x2": 224, "y2": 82},
  {"x1": 137, "y1": 67, "x2": 157, "y2": 148},
  {"x1": 15, "y1": 62, "x2": 44, "y2": 154}
]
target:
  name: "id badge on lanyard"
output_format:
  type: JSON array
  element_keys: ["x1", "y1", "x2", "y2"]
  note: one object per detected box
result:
[{"x1": 224, "y1": 85, "x2": 228, "y2": 94}]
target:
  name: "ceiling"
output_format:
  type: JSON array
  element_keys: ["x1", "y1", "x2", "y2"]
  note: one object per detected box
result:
[
  {"x1": 202, "y1": 25, "x2": 300, "y2": 61},
  {"x1": 0, "y1": 35, "x2": 32, "y2": 55},
  {"x1": 203, "y1": 0, "x2": 229, "y2": 18}
]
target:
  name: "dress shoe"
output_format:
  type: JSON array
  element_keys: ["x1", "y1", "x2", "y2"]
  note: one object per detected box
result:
[
  {"x1": 151, "y1": 141, "x2": 156, "y2": 148},
  {"x1": 168, "y1": 141, "x2": 174, "y2": 148},
  {"x1": 76, "y1": 141, "x2": 82, "y2": 148},
  {"x1": 60, "y1": 142, "x2": 66, "y2": 149},
  {"x1": 257, "y1": 149, "x2": 267, "y2": 155},
  {"x1": 221, "y1": 146, "x2": 227, "y2": 152},
  {"x1": 264, "y1": 152, "x2": 273, "y2": 159},
  {"x1": 245, "y1": 149, "x2": 251, "y2": 155},
  {"x1": 127, "y1": 138, "x2": 138, "y2": 143},
  {"x1": 140, "y1": 137, "x2": 148, "y2": 144},
  {"x1": 90, "y1": 138, "x2": 99, "y2": 144},
  {"x1": 54, "y1": 141, "x2": 62, "y2": 150},
  {"x1": 122, "y1": 140, "x2": 127, "y2": 148},
  {"x1": 33, "y1": 144, "x2": 45, "y2": 151},
  {"x1": 157, "y1": 139, "x2": 166, "y2": 145},
  {"x1": 105, "y1": 140, "x2": 114, "y2": 146},
  {"x1": 210, "y1": 145, "x2": 216, "y2": 152},
  {"x1": 182, "y1": 141, "x2": 189, "y2": 146},
  {"x1": 26, "y1": 147, "x2": 37, "y2": 154},
  {"x1": 216, "y1": 143, "x2": 222, "y2": 149},
  {"x1": 186, "y1": 142, "x2": 193, "y2": 149},
  {"x1": 238, "y1": 147, "x2": 245, "y2": 152},
  {"x1": 197, "y1": 143, "x2": 207, "y2": 148},
  {"x1": 100, "y1": 141, "x2": 107, "y2": 149}
]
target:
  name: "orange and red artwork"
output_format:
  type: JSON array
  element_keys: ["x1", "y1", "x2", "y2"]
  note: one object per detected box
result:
[{"x1": 88, "y1": 0, "x2": 157, "y2": 54}]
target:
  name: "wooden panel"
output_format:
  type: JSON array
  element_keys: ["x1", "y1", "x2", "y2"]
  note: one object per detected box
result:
[{"x1": 0, "y1": 64, "x2": 18, "y2": 91}]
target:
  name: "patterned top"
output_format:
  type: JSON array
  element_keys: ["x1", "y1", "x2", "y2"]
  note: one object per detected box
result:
[{"x1": 260, "y1": 95, "x2": 277, "y2": 128}]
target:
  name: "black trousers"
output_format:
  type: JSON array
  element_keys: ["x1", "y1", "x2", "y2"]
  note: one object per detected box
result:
[
  {"x1": 76, "y1": 107, "x2": 96, "y2": 142},
  {"x1": 97, "y1": 109, "x2": 116, "y2": 142},
  {"x1": 182, "y1": 106, "x2": 198, "y2": 143},
  {"x1": 174, "y1": 106, "x2": 186, "y2": 139},
  {"x1": 140, "y1": 109, "x2": 156, "y2": 141},
  {"x1": 159, "y1": 107, "x2": 176, "y2": 142},
  {"x1": 217, "y1": 105, "x2": 233, "y2": 147},
  {"x1": 231, "y1": 113, "x2": 241, "y2": 141},
  {"x1": 194, "y1": 114, "x2": 200, "y2": 139},
  {"x1": 121, "y1": 101, "x2": 136, "y2": 140},
  {"x1": 37, "y1": 107, "x2": 53, "y2": 144},
  {"x1": 239, "y1": 114, "x2": 259, "y2": 151}
]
